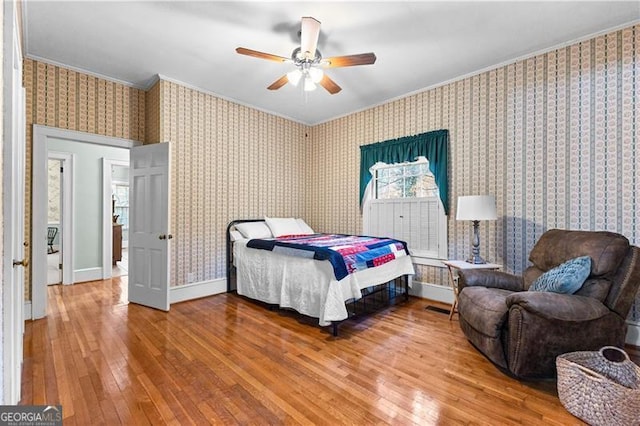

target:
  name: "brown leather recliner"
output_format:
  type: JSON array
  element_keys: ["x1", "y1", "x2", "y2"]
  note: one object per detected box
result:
[{"x1": 457, "y1": 229, "x2": 640, "y2": 379}]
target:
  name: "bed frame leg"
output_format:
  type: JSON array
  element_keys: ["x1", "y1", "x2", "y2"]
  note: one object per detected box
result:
[
  {"x1": 332, "y1": 322, "x2": 338, "y2": 337},
  {"x1": 404, "y1": 275, "x2": 409, "y2": 301}
]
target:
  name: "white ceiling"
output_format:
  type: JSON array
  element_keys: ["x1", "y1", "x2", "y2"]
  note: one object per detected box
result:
[{"x1": 24, "y1": 1, "x2": 640, "y2": 125}]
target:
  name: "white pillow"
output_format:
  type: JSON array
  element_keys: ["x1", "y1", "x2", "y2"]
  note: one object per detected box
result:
[
  {"x1": 234, "y1": 222, "x2": 273, "y2": 239},
  {"x1": 265, "y1": 216, "x2": 302, "y2": 237},
  {"x1": 296, "y1": 219, "x2": 315, "y2": 235},
  {"x1": 229, "y1": 230, "x2": 245, "y2": 242}
]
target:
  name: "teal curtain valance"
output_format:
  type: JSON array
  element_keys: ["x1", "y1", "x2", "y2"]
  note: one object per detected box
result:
[{"x1": 359, "y1": 129, "x2": 449, "y2": 214}]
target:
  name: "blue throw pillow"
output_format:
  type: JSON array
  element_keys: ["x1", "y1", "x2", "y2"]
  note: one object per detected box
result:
[{"x1": 529, "y1": 256, "x2": 592, "y2": 294}]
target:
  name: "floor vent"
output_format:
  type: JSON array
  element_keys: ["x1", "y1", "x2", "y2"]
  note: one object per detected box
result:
[{"x1": 424, "y1": 305, "x2": 449, "y2": 315}]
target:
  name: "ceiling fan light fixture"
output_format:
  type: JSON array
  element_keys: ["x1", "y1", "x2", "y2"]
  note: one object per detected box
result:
[
  {"x1": 287, "y1": 69, "x2": 302, "y2": 86},
  {"x1": 308, "y1": 67, "x2": 323, "y2": 84},
  {"x1": 237, "y1": 16, "x2": 374, "y2": 95},
  {"x1": 304, "y1": 76, "x2": 316, "y2": 92}
]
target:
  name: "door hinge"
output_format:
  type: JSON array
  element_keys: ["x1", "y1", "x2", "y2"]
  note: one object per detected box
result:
[
  {"x1": 59, "y1": 263, "x2": 62, "y2": 270},
  {"x1": 60, "y1": 166, "x2": 64, "y2": 173}
]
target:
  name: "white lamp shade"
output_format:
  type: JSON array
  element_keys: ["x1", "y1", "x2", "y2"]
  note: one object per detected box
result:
[{"x1": 456, "y1": 195, "x2": 497, "y2": 221}]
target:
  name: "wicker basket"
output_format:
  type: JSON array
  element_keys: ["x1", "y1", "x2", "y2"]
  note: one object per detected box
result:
[{"x1": 556, "y1": 346, "x2": 640, "y2": 426}]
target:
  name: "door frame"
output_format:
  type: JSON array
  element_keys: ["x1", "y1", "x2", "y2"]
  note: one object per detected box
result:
[
  {"x1": 2, "y1": 0, "x2": 25, "y2": 404},
  {"x1": 47, "y1": 151, "x2": 74, "y2": 285},
  {"x1": 32, "y1": 125, "x2": 140, "y2": 319},
  {"x1": 102, "y1": 158, "x2": 129, "y2": 279}
]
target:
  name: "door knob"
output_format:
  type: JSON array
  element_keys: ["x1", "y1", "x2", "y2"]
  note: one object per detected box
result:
[
  {"x1": 159, "y1": 234, "x2": 166, "y2": 240},
  {"x1": 13, "y1": 258, "x2": 28, "y2": 267}
]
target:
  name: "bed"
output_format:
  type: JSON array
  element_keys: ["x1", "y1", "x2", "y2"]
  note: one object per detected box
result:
[{"x1": 226, "y1": 218, "x2": 415, "y2": 335}]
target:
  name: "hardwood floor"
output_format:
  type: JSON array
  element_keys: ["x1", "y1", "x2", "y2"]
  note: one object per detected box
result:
[{"x1": 21, "y1": 278, "x2": 639, "y2": 425}]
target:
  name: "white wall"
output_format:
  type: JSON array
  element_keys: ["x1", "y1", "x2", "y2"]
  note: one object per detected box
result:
[{"x1": 47, "y1": 138, "x2": 128, "y2": 271}]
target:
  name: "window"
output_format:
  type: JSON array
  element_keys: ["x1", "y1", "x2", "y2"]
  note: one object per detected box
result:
[
  {"x1": 359, "y1": 129, "x2": 449, "y2": 214},
  {"x1": 365, "y1": 157, "x2": 447, "y2": 263},
  {"x1": 374, "y1": 157, "x2": 438, "y2": 199}
]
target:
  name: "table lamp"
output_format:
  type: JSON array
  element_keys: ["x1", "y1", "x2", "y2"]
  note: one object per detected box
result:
[{"x1": 456, "y1": 195, "x2": 497, "y2": 264}]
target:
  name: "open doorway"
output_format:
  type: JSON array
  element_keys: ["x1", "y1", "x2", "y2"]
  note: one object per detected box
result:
[
  {"x1": 32, "y1": 126, "x2": 138, "y2": 319},
  {"x1": 45, "y1": 151, "x2": 73, "y2": 287},
  {"x1": 46, "y1": 158, "x2": 62, "y2": 285},
  {"x1": 111, "y1": 164, "x2": 129, "y2": 277}
]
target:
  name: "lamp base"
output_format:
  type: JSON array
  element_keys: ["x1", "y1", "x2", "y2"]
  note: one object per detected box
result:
[
  {"x1": 466, "y1": 220, "x2": 487, "y2": 264},
  {"x1": 466, "y1": 255, "x2": 487, "y2": 264}
]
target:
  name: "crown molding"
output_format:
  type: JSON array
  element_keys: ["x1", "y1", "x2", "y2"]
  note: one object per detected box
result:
[
  {"x1": 24, "y1": 54, "x2": 148, "y2": 90},
  {"x1": 155, "y1": 74, "x2": 311, "y2": 126}
]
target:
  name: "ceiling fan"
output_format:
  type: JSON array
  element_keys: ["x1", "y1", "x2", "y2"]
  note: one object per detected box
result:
[{"x1": 236, "y1": 17, "x2": 376, "y2": 95}]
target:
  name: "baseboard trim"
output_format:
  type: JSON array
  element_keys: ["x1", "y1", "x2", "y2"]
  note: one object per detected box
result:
[
  {"x1": 74, "y1": 267, "x2": 103, "y2": 283},
  {"x1": 410, "y1": 281, "x2": 640, "y2": 346},
  {"x1": 409, "y1": 281, "x2": 454, "y2": 304},
  {"x1": 24, "y1": 301, "x2": 32, "y2": 321},
  {"x1": 170, "y1": 278, "x2": 226, "y2": 304}
]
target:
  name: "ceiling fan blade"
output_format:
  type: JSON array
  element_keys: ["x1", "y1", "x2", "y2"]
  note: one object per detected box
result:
[
  {"x1": 300, "y1": 17, "x2": 321, "y2": 60},
  {"x1": 323, "y1": 53, "x2": 377, "y2": 68},
  {"x1": 267, "y1": 75, "x2": 289, "y2": 91},
  {"x1": 236, "y1": 47, "x2": 289, "y2": 63},
  {"x1": 319, "y1": 74, "x2": 342, "y2": 95}
]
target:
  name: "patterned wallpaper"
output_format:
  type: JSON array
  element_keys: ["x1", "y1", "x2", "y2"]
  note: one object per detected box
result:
[
  {"x1": 155, "y1": 80, "x2": 307, "y2": 287},
  {"x1": 47, "y1": 160, "x2": 60, "y2": 223},
  {"x1": 22, "y1": 59, "x2": 146, "y2": 297},
  {"x1": 307, "y1": 24, "x2": 640, "y2": 322},
  {"x1": 145, "y1": 80, "x2": 161, "y2": 144},
  {"x1": 19, "y1": 25, "x2": 640, "y2": 324}
]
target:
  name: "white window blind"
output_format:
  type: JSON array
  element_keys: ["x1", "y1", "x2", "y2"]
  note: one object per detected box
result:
[{"x1": 365, "y1": 197, "x2": 447, "y2": 260}]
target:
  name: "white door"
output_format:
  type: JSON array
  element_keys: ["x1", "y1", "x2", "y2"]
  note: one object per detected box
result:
[
  {"x1": 128, "y1": 143, "x2": 171, "y2": 311},
  {"x1": 2, "y1": 1, "x2": 25, "y2": 404}
]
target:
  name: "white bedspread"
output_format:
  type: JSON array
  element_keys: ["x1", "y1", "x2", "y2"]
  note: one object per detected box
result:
[{"x1": 234, "y1": 240, "x2": 415, "y2": 326}]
